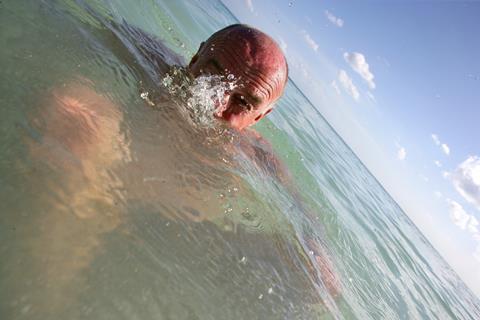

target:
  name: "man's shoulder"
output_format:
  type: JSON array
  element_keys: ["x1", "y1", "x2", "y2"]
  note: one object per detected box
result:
[
  {"x1": 241, "y1": 129, "x2": 274, "y2": 160},
  {"x1": 244, "y1": 128, "x2": 272, "y2": 149},
  {"x1": 241, "y1": 129, "x2": 284, "y2": 178},
  {"x1": 121, "y1": 22, "x2": 186, "y2": 71}
]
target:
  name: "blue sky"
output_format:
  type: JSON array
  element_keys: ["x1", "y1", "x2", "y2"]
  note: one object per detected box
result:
[{"x1": 222, "y1": 0, "x2": 480, "y2": 297}]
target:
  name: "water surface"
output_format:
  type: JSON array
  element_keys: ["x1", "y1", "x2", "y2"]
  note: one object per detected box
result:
[{"x1": 1, "y1": 1, "x2": 479, "y2": 319}]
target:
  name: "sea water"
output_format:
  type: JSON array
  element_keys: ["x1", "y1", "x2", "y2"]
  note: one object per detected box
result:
[{"x1": 0, "y1": 0, "x2": 479, "y2": 319}]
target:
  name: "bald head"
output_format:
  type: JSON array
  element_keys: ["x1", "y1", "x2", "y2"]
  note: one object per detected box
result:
[{"x1": 189, "y1": 24, "x2": 288, "y2": 130}]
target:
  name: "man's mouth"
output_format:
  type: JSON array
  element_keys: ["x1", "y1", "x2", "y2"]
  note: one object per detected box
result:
[
  {"x1": 215, "y1": 100, "x2": 248, "y2": 121},
  {"x1": 213, "y1": 101, "x2": 227, "y2": 119},
  {"x1": 215, "y1": 106, "x2": 237, "y2": 123}
]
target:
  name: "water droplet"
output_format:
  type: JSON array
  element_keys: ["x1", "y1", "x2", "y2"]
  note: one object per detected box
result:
[
  {"x1": 241, "y1": 210, "x2": 254, "y2": 221},
  {"x1": 162, "y1": 74, "x2": 173, "y2": 87},
  {"x1": 21, "y1": 305, "x2": 31, "y2": 314}
]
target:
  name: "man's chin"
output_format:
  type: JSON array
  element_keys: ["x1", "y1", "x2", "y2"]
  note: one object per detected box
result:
[
  {"x1": 228, "y1": 122, "x2": 249, "y2": 131},
  {"x1": 214, "y1": 116, "x2": 246, "y2": 131}
]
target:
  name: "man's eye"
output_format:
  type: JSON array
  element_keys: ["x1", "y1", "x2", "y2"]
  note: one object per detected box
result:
[
  {"x1": 239, "y1": 96, "x2": 247, "y2": 104},
  {"x1": 209, "y1": 59, "x2": 223, "y2": 72},
  {"x1": 236, "y1": 95, "x2": 253, "y2": 111}
]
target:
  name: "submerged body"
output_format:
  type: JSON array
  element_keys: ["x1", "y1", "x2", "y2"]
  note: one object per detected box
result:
[{"x1": 22, "y1": 21, "x2": 339, "y2": 316}]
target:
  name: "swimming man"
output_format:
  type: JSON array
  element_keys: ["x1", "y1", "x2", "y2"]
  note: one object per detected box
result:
[{"x1": 27, "y1": 24, "x2": 340, "y2": 313}]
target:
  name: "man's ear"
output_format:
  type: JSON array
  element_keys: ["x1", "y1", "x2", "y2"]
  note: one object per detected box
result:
[
  {"x1": 264, "y1": 107, "x2": 273, "y2": 116},
  {"x1": 188, "y1": 42, "x2": 205, "y2": 68},
  {"x1": 254, "y1": 107, "x2": 274, "y2": 123}
]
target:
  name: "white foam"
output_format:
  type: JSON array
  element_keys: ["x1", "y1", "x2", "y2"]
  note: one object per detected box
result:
[{"x1": 161, "y1": 67, "x2": 238, "y2": 128}]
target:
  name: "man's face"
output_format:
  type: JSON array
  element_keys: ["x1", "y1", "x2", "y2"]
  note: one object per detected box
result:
[{"x1": 188, "y1": 40, "x2": 285, "y2": 131}]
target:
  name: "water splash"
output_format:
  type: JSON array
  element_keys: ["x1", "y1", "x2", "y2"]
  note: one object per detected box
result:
[{"x1": 161, "y1": 66, "x2": 238, "y2": 128}]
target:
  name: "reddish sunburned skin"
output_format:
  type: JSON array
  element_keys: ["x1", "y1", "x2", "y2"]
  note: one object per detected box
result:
[{"x1": 188, "y1": 24, "x2": 288, "y2": 131}]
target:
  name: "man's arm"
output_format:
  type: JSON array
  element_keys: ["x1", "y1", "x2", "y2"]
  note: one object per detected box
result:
[
  {"x1": 246, "y1": 130, "x2": 341, "y2": 298},
  {"x1": 246, "y1": 130, "x2": 319, "y2": 223},
  {"x1": 97, "y1": 20, "x2": 185, "y2": 77}
]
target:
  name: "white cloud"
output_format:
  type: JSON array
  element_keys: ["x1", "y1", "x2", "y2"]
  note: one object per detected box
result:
[
  {"x1": 434, "y1": 191, "x2": 442, "y2": 198},
  {"x1": 474, "y1": 233, "x2": 480, "y2": 242},
  {"x1": 431, "y1": 134, "x2": 450, "y2": 155},
  {"x1": 245, "y1": 0, "x2": 254, "y2": 12},
  {"x1": 446, "y1": 198, "x2": 480, "y2": 239},
  {"x1": 325, "y1": 10, "x2": 344, "y2": 27},
  {"x1": 447, "y1": 199, "x2": 471, "y2": 230},
  {"x1": 343, "y1": 52, "x2": 376, "y2": 89},
  {"x1": 446, "y1": 199, "x2": 480, "y2": 266},
  {"x1": 442, "y1": 171, "x2": 450, "y2": 179},
  {"x1": 434, "y1": 160, "x2": 442, "y2": 167},
  {"x1": 299, "y1": 63, "x2": 309, "y2": 78},
  {"x1": 331, "y1": 80, "x2": 340, "y2": 95},
  {"x1": 441, "y1": 143, "x2": 450, "y2": 155},
  {"x1": 468, "y1": 215, "x2": 479, "y2": 234},
  {"x1": 451, "y1": 156, "x2": 480, "y2": 210},
  {"x1": 474, "y1": 245, "x2": 480, "y2": 262},
  {"x1": 431, "y1": 133, "x2": 441, "y2": 146},
  {"x1": 338, "y1": 70, "x2": 359, "y2": 101},
  {"x1": 289, "y1": 55, "x2": 313, "y2": 81},
  {"x1": 419, "y1": 174, "x2": 429, "y2": 182},
  {"x1": 366, "y1": 91, "x2": 376, "y2": 103},
  {"x1": 397, "y1": 147, "x2": 406, "y2": 160},
  {"x1": 301, "y1": 30, "x2": 319, "y2": 52},
  {"x1": 278, "y1": 37, "x2": 287, "y2": 53}
]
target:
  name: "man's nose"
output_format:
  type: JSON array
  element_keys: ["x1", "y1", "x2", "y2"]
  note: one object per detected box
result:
[{"x1": 214, "y1": 93, "x2": 230, "y2": 118}]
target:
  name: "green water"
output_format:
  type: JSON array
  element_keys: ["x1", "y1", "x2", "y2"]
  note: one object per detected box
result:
[{"x1": 1, "y1": 0, "x2": 479, "y2": 319}]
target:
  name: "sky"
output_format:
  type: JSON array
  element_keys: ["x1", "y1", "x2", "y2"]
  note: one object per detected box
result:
[{"x1": 221, "y1": 0, "x2": 480, "y2": 297}]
